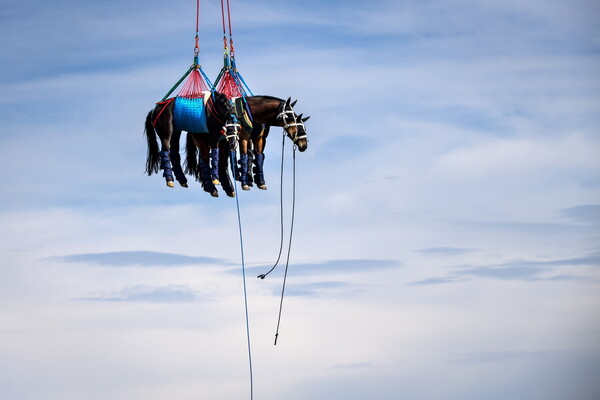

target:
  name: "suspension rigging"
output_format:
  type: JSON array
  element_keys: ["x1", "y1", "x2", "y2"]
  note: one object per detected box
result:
[
  {"x1": 213, "y1": 0, "x2": 254, "y2": 99},
  {"x1": 160, "y1": 0, "x2": 213, "y2": 102}
]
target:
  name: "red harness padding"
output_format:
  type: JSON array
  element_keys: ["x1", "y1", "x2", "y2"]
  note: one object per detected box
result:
[
  {"x1": 152, "y1": 98, "x2": 175, "y2": 128},
  {"x1": 178, "y1": 70, "x2": 210, "y2": 98},
  {"x1": 216, "y1": 71, "x2": 243, "y2": 99}
]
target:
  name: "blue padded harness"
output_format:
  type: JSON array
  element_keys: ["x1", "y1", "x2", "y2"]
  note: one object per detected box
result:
[{"x1": 173, "y1": 96, "x2": 208, "y2": 133}]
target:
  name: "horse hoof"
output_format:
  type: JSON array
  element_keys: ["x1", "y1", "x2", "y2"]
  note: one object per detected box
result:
[
  {"x1": 180, "y1": 183, "x2": 188, "y2": 188},
  {"x1": 242, "y1": 185, "x2": 250, "y2": 191},
  {"x1": 227, "y1": 191, "x2": 236, "y2": 198},
  {"x1": 258, "y1": 184, "x2": 267, "y2": 190},
  {"x1": 167, "y1": 181, "x2": 175, "y2": 188},
  {"x1": 212, "y1": 179, "x2": 221, "y2": 185}
]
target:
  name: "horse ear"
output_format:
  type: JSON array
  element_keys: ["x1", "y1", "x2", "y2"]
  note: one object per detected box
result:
[
  {"x1": 297, "y1": 113, "x2": 303, "y2": 119},
  {"x1": 302, "y1": 116, "x2": 310, "y2": 122},
  {"x1": 285, "y1": 97, "x2": 291, "y2": 106},
  {"x1": 291, "y1": 99, "x2": 298, "y2": 108}
]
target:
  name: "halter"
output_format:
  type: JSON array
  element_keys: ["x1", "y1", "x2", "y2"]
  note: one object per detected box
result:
[
  {"x1": 277, "y1": 105, "x2": 307, "y2": 144},
  {"x1": 222, "y1": 115, "x2": 241, "y2": 149},
  {"x1": 221, "y1": 111, "x2": 242, "y2": 149}
]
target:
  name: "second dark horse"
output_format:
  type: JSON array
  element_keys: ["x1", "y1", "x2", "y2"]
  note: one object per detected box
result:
[{"x1": 144, "y1": 91, "x2": 239, "y2": 197}]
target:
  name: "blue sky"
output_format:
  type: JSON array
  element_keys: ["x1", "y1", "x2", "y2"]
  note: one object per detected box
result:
[{"x1": 1, "y1": 0, "x2": 599, "y2": 399}]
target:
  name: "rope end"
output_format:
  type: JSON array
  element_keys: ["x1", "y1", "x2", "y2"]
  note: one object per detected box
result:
[
  {"x1": 257, "y1": 274, "x2": 266, "y2": 279},
  {"x1": 274, "y1": 333, "x2": 279, "y2": 346}
]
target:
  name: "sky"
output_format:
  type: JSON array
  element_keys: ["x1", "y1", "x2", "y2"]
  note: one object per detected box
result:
[{"x1": 1, "y1": 0, "x2": 599, "y2": 399}]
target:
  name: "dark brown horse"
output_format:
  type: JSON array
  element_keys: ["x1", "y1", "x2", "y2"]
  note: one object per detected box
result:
[
  {"x1": 188, "y1": 96, "x2": 309, "y2": 192},
  {"x1": 144, "y1": 91, "x2": 239, "y2": 197}
]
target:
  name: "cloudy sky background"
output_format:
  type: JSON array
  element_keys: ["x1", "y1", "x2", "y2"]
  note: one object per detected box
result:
[{"x1": 1, "y1": 0, "x2": 599, "y2": 399}]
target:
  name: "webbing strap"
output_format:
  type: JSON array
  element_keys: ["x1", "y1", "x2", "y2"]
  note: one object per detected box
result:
[
  {"x1": 152, "y1": 98, "x2": 175, "y2": 127},
  {"x1": 160, "y1": 66, "x2": 194, "y2": 102}
]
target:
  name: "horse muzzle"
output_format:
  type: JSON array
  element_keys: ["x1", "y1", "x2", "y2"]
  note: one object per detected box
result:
[{"x1": 296, "y1": 137, "x2": 308, "y2": 152}]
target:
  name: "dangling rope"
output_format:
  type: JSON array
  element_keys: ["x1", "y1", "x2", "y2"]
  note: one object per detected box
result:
[
  {"x1": 257, "y1": 136, "x2": 298, "y2": 345},
  {"x1": 273, "y1": 145, "x2": 297, "y2": 345},
  {"x1": 257, "y1": 133, "x2": 287, "y2": 280},
  {"x1": 229, "y1": 150, "x2": 254, "y2": 400}
]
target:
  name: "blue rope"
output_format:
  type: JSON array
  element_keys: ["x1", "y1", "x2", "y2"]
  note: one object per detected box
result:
[
  {"x1": 212, "y1": 55, "x2": 254, "y2": 97},
  {"x1": 229, "y1": 150, "x2": 254, "y2": 400},
  {"x1": 199, "y1": 67, "x2": 214, "y2": 89},
  {"x1": 232, "y1": 68, "x2": 254, "y2": 96}
]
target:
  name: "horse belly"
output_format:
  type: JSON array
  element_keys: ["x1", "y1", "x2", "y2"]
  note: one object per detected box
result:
[{"x1": 173, "y1": 97, "x2": 209, "y2": 133}]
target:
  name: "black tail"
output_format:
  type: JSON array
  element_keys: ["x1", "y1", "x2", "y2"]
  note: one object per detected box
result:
[
  {"x1": 145, "y1": 111, "x2": 160, "y2": 175},
  {"x1": 184, "y1": 132, "x2": 200, "y2": 180}
]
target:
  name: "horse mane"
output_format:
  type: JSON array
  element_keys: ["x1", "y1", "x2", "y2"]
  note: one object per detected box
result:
[
  {"x1": 211, "y1": 91, "x2": 235, "y2": 118},
  {"x1": 249, "y1": 95, "x2": 283, "y2": 103}
]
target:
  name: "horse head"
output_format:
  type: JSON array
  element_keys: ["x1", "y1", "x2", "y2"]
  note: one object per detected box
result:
[
  {"x1": 210, "y1": 91, "x2": 240, "y2": 151},
  {"x1": 222, "y1": 117, "x2": 241, "y2": 151},
  {"x1": 277, "y1": 98, "x2": 309, "y2": 152}
]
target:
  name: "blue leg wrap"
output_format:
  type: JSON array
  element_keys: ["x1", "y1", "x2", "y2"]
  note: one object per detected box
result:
[
  {"x1": 170, "y1": 149, "x2": 187, "y2": 185},
  {"x1": 210, "y1": 148, "x2": 219, "y2": 181},
  {"x1": 238, "y1": 154, "x2": 249, "y2": 185},
  {"x1": 246, "y1": 152, "x2": 254, "y2": 186},
  {"x1": 219, "y1": 152, "x2": 234, "y2": 196},
  {"x1": 198, "y1": 156, "x2": 216, "y2": 193},
  {"x1": 159, "y1": 150, "x2": 174, "y2": 181},
  {"x1": 252, "y1": 152, "x2": 265, "y2": 185}
]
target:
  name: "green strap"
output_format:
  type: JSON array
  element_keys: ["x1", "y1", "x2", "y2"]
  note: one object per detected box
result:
[{"x1": 160, "y1": 64, "x2": 196, "y2": 102}]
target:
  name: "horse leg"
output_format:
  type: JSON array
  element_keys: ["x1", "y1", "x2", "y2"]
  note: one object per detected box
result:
[
  {"x1": 195, "y1": 136, "x2": 218, "y2": 197},
  {"x1": 218, "y1": 141, "x2": 235, "y2": 197},
  {"x1": 252, "y1": 125, "x2": 269, "y2": 190},
  {"x1": 210, "y1": 147, "x2": 221, "y2": 186},
  {"x1": 253, "y1": 152, "x2": 266, "y2": 189},
  {"x1": 237, "y1": 136, "x2": 252, "y2": 191},
  {"x1": 169, "y1": 130, "x2": 188, "y2": 188},
  {"x1": 151, "y1": 100, "x2": 176, "y2": 188},
  {"x1": 159, "y1": 137, "x2": 175, "y2": 188},
  {"x1": 185, "y1": 132, "x2": 201, "y2": 183}
]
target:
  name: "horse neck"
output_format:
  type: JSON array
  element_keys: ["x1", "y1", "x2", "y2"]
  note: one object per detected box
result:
[
  {"x1": 208, "y1": 94, "x2": 229, "y2": 122},
  {"x1": 246, "y1": 96, "x2": 284, "y2": 126}
]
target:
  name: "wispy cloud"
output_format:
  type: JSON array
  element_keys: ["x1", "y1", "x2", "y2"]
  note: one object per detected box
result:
[
  {"x1": 407, "y1": 276, "x2": 466, "y2": 286},
  {"x1": 560, "y1": 204, "x2": 600, "y2": 225},
  {"x1": 459, "y1": 220, "x2": 593, "y2": 235},
  {"x1": 417, "y1": 247, "x2": 476, "y2": 257},
  {"x1": 242, "y1": 259, "x2": 402, "y2": 278},
  {"x1": 330, "y1": 362, "x2": 373, "y2": 369},
  {"x1": 455, "y1": 265, "x2": 546, "y2": 281},
  {"x1": 277, "y1": 281, "x2": 360, "y2": 298},
  {"x1": 452, "y1": 350, "x2": 555, "y2": 364},
  {"x1": 410, "y1": 250, "x2": 600, "y2": 284},
  {"x1": 75, "y1": 285, "x2": 208, "y2": 303},
  {"x1": 50, "y1": 251, "x2": 232, "y2": 267},
  {"x1": 488, "y1": 251, "x2": 600, "y2": 269}
]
